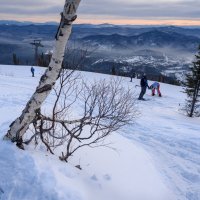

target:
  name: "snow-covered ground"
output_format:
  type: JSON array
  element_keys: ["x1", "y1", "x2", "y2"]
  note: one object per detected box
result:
[{"x1": 0, "y1": 65, "x2": 200, "y2": 200}]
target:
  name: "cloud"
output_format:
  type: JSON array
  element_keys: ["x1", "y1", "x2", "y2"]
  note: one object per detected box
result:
[
  {"x1": 0, "y1": 0, "x2": 199, "y2": 23},
  {"x1": 0, "y1": 0, "x2": 62, "y2": 15},
  {"x1": 78, "y1": 0, "x2": 200, "y2": 19}
]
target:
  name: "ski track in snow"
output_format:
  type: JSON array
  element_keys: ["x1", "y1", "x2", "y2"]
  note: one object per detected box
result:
[{"x1": 121, "y1": 88, "x2": 200, "y2": 200}]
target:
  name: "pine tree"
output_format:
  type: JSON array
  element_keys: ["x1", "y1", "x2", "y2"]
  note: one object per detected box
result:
[
  {"x1": 111, "y1": 65, "x2": 116, "y2": 75},
  {"x1": 183, "y1": 45, "x2": 200, "y2": 117},
  {"x1": 12, "y1": 53, "x2": 20, "y2": 65}
]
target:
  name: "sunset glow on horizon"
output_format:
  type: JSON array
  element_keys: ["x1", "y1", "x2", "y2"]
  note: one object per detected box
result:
[
  {"x1": 0, "y1": 0, "x2": 200, "y2": 27},
  {"x1": 1, "y1": 14, "x2": 200, "y2": 27},
  {"x1": 76, "y1": 19, "x2": 200, "y2": 26}
]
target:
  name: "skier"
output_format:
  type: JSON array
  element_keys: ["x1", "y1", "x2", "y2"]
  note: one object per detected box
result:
[
  {"x1": 150, "y1": 81, "x2": 162, "y2": 97},
  {"x1": 31, "y1": 66, "x2": 35, "y2": 77},
  {"x1": 138, "y1": 74, "x2": 149, "y2": 100}
]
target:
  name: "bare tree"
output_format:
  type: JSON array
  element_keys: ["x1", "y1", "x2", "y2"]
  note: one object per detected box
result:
[
  {"x1": 4, "y1": 0, "x2": 138, "y2": 164},
  {"x1": 64, "y1": 42, "x2": 91, "y2": 70},
  {"x1": 4, "y1": 0, "x2": 81, "y2": 148},
  {"x1": 24, "y1": 70, "x2": 138, "y2": 162}
]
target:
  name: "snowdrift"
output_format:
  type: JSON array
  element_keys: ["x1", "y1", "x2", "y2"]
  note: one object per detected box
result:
[{"x1": 0, "y1": 65, "x2": 200, "y2": 200}]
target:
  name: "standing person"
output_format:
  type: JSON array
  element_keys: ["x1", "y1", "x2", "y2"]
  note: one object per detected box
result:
[
  {"x1": 150, "y1": 82, "x2": 162, "y2": 97},
  {"x1": 31, "y1": 66, "x2": 35, "y2": 77},
  {"x1": 138, "y1": 74, "x2": 149, "y2": 100}
]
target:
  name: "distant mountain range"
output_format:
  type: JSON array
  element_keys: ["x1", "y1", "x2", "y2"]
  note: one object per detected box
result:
[
  {"x1": 0, "y1": 20, "x2": 58, "y2": 26},
  {"x1": 0, "y1": 21, "x2": 200, "y2": 80},
  {"x1": 80, "y1": 30, "x2": 200, "y2": 51}
]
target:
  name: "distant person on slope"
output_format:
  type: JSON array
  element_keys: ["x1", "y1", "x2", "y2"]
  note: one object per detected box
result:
[
  {"x1": 31, "y1": 66, "x2": 35, "y2": 77},
  {"x1": 138, "y1": 75, "x2": 149, "y2": 100},
  {"x1": 150, "y1": 82, "x2": 162, "y2": 97}
]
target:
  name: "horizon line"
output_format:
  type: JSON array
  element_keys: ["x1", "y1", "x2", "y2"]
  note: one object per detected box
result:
[{"x1": 1, "y1": 19, "x2": 200, "y2": 27}]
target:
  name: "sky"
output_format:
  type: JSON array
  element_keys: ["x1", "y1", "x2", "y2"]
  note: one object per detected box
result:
[{"x1": 0, "y1": 0, "x2": 200, "y2": 26}]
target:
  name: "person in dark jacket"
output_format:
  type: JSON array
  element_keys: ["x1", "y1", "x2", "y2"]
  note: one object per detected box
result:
[
  {"x1": 31, "y1": 66, "x2": 35, "y2": 77},
  {"x1": 138, "y1": 75, "x2": 149, "y2": 100}
]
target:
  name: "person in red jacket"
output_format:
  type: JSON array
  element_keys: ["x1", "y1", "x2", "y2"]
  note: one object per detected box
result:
[{"x1": 150, "y1": 82, "x2": 162, "y2": 97}]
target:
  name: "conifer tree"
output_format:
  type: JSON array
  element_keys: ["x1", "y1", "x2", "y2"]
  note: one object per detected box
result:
[
  {"x1": 183, "y1": 45, "x2": 200, "y2": 117},
  {"x1": 12, "y1": 53, "x2": 20, "y2": 65},
  {"x1": 111, "y1": 65, "x2": 116, "y2": 75}
]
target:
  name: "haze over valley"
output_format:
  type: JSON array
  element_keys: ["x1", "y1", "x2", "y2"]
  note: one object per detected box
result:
[{"x1": 1, "y1": 21, "x2": 200, "y2": 81}]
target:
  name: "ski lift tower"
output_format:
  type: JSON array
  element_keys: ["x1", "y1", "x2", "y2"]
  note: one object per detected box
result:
[{"x1": 30, "y1": 39, "x2": 44, "y2": 66}]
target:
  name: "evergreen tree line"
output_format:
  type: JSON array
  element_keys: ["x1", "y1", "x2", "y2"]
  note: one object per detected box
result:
[
  {"x1": 111, "y1": 65, "x2": 180, "y2": 85},
  {"x1": 12, "y1": 53, "x2": 52, "y2": 67}
]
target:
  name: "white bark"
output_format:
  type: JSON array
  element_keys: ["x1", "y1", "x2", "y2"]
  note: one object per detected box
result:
[{"x1": 4, "y1": 0, "x2": 81, "y2": 142}]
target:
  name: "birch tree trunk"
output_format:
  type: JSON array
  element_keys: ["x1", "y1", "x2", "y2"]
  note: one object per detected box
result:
[{"x1": 4, "y1": 0, "x2": 81, "y2": 144}]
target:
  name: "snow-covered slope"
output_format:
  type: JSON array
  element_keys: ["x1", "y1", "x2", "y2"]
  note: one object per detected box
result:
[{"x1": 0, "y1": 65, "x2": 200, "y2": 200}]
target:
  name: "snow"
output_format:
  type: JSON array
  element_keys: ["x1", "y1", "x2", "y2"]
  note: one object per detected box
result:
[
  {"x1": 125, "y1": 56, "x2": 142, "y2": 63},
  {"x1": 0, "y1": 65, "x2": 200, "y2": 200}
]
